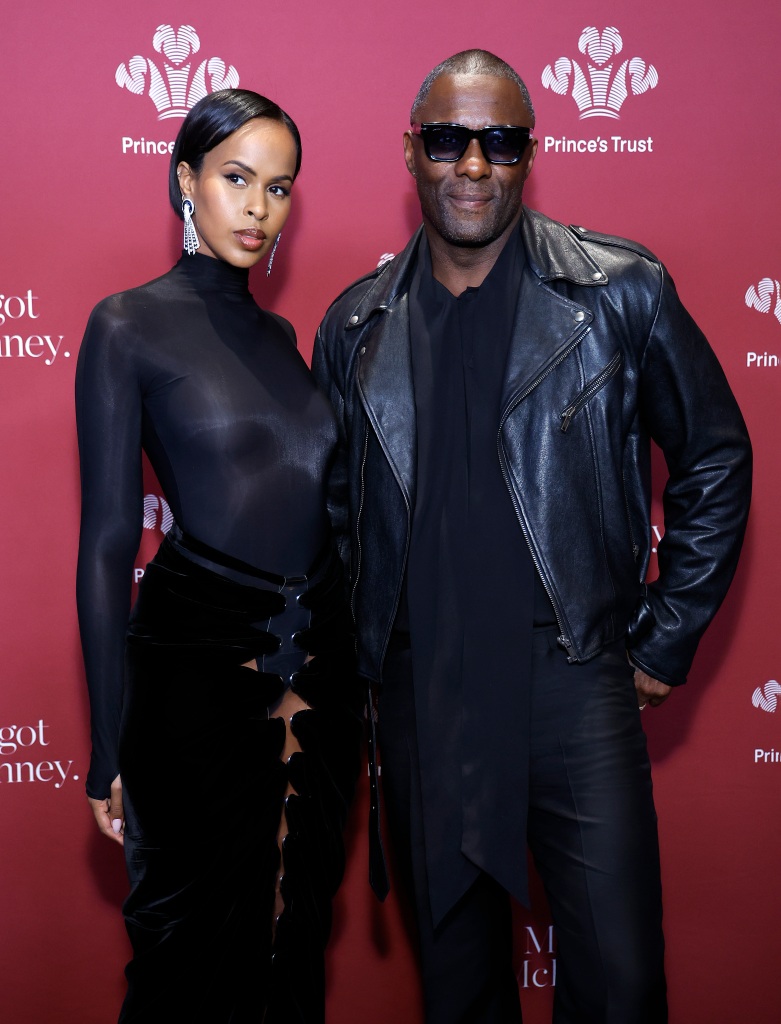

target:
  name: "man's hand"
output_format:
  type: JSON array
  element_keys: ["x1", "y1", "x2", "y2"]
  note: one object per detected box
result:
[
  {"x1": 87, "y1": 773, "x2": 124, "y2": 846},
  {"x1": 631, "y1": 664, "x2": 673, "y2": 710}
]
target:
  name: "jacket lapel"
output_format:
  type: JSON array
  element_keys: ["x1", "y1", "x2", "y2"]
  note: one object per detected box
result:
[
  {"x1": 499, "y1": 209, "x2": 607, "y2": 413},
  {"x1": 352, "y1": 231, "x2": 422, "y2": 507},
  {"x1": 500, "y1": 266, "x2": 593, "y2": 415},
  {"x1": 356, "y1": 294, "x2": 417, "y2": 505}
]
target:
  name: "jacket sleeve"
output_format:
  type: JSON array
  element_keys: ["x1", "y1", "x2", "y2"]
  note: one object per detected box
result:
[
  {"x1": 75, "y1": 300, "x2": 144, "y2": 798},
  {"x1": 626, "y1": 265, "x2": 752, "y2": 685},
  {"x1": 312, "y1": 316, "x2": 353, "y2": 580}
]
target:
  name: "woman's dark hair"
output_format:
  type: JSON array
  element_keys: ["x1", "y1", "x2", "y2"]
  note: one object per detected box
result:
[{"x1": 169, "y1": 89, "x2": 302, "y2": 218}]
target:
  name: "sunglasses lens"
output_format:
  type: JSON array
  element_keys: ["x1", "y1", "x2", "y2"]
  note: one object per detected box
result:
[
  {"x1": 483, "y1": 128, "x2": 527, "y2": 163},
  {"x1": 425, "y1": 126, "x2": 470, "y2": 161}
]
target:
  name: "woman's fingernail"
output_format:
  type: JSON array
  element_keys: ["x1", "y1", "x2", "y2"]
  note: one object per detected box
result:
[{"x1": 112, "y1": 818, "x2": 122, "y2": 834}]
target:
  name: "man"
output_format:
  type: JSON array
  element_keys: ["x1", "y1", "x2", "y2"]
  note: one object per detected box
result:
[{"x1": 313, "y1": 50, "x2": 751, "y2": 1023}]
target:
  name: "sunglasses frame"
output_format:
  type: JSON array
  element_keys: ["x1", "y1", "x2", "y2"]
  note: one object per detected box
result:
[{"x1": 410, "y1": 122, "x2": 533, "y2": 165}]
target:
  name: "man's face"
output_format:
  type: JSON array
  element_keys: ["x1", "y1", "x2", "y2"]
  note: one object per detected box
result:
[{"x1": 404, "y1": 73, "x2": 537, "y2": 249}]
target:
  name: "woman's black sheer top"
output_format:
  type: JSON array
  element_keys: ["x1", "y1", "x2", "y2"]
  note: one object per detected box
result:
[{"x1": 76, "y1": 254, "x2": 338, "y2": 798}]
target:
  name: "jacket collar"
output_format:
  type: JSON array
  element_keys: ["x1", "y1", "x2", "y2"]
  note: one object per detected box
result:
[
  {"x1": 345, "y1": 228, "x2": 423, "y2": 329},
  {"x1": 351, "y1": 208, "x2": 606, "y2": 503},
  {"x1": 344, "y1": 207, "x2": 607, "y2": 330},
  {"x1": 350, "y1": 233, "x2": 424, "y2": 509},
  {"x1": 521, "y1": 208, "x2": 608, "y2": 286}
]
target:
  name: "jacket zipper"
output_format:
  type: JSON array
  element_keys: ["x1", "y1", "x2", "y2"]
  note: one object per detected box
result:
[
  {"x1": 623, "y1": 476, "x2": 640, "y2": 561},
  {"x1": 560, "y1": 350, "x2": 623, "y2": 433},
  {"x1": 497, "y1": 440, "x2": 573, "y2": 654},
  {"x1": 351, "y1": 424, "x2": 369, "y2": 619},
  {"x1": 496, "y1": 325, "x2": 592, "y2": 655}
]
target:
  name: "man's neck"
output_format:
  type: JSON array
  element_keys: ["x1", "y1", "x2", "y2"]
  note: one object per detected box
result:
[{"x1": 425, "y1": 215, "x2": 522, "y2": 297}]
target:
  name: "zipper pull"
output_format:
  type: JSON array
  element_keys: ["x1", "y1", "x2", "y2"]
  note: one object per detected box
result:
[{"x1": 560, "y1": 407, "x2": 575, "y2": 433}]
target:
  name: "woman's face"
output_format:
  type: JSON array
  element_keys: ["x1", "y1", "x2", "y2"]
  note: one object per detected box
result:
[{"x1": 178, "y1": 118, "x2": 297, "y2": 268}]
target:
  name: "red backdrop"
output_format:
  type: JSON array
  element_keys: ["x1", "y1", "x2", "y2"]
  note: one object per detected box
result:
[{"x1": 2, "y1": 1, "x2": 780, "y2": 1020}]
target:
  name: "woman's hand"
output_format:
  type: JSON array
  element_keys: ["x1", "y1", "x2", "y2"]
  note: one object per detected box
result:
[{"x1": 88, "y1": 774, "x2": 125, "y2": 846}]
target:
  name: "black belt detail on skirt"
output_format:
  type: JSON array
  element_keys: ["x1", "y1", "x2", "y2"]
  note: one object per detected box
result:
[
  {"x1": 165, "y1": 523, "x2": 329, "y2": 586},
  {"x1": 128, "y1": 524, "x2": 349, "y2": 690}
]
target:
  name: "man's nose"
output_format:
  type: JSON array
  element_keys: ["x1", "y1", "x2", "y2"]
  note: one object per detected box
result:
[{"x1": 455, "y1": 139, "x2": 492, "y2": 179}]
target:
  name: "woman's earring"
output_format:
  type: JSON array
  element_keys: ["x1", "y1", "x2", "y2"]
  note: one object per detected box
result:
[
  {"x1": 266, "y1": 233, "x2": 281, "y2": 277},
  {"x1": 182, "y1": 197, "x2": 199, "y2": 256}
]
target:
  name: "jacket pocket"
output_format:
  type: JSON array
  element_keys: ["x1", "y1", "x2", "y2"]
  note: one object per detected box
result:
[{"x1": 560, "y1": 350, "x2": 623, "y2": 433}]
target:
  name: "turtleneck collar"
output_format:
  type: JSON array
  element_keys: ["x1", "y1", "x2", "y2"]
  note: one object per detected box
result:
[{"x1": 173, "y1": 252, "x2": 251, "y2": 297}]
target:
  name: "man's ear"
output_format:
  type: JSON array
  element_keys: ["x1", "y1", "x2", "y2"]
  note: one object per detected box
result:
[
  {"x1": 522, "y1": 138, "x2": 538, "y2": 181},
  {"x1": 403, "y1": 131, "x2": 417, "y2": 178}
]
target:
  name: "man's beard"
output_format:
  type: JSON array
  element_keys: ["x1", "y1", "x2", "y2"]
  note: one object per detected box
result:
[{"x1": 417, "y1": 182, "x2": 524, "y2": 249}]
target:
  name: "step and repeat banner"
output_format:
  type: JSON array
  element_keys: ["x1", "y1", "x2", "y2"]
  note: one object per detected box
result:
[{"x1": 2, "y1": 1, "x2": 779, "y2": 1020}]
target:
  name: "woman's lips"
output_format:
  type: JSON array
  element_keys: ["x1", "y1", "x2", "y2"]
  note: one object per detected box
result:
[{"x1": 235, "y1": 229, "x2": 266, "y2": 251}]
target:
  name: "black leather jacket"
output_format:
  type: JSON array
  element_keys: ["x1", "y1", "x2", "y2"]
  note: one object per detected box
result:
[{"x1": 313, "y1": 208, "x2": 751, "y2": 688}]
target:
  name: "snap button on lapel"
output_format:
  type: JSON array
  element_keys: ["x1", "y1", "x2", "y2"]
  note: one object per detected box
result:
[
  {"x1": 349, "y1": 315, "x2": 359, "y2": 325},
  {"x1": 574, "y1": 310, "x2": 586, "y2": 322}
]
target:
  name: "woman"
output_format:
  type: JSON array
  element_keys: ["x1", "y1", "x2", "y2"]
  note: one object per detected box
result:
[{"x1": 76, "y1": 89, "x2": 361, "y2": 1023}]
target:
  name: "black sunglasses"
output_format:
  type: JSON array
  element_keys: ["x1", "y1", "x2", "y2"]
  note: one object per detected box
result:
[{"x1": 410, "y1": 122, "x2": 532, "y2": 165}]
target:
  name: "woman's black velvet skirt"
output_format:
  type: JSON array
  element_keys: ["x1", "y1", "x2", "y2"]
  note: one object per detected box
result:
[{"x1": 117, "y1": 528, "x2": 362, "y2": 1023}]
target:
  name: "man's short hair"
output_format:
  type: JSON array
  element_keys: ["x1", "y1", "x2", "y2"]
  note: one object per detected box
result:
[{"x1": 410, "y1": 49, "x2": 535, "y2": 125}]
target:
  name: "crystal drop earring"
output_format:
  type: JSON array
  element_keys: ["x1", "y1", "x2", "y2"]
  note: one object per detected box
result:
[
  {"x1": 181, "y1": 197, "x2": 199, "y2": 256},
  {"x1": 266, "y1": 233, "x2": 281, "y2": 277}
]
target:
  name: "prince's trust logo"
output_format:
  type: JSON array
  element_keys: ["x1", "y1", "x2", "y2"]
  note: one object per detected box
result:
[
  {"x1": 752, "y1": 681, "x2": 781, "y2": 767},
  {"x1": 116, "y1": 25, "x2": 239, "y2": 119},
  {"x1": 752, "y1": 680, "x2": 781, "y2": 714},
  {"x1": 143, "y1": 493, "x2": 174, "y2": 535},
  {"x1": 745, "y1": 278, "x2": 781, "y2": 369},
  {"x1": 745, "y1": 279, "x2": 781, "y2": 325},
  {"x1": 541, "y1": 27, "x2": 658, "y2": 158},
  {"x1": 116, "y1": 25, "x2": 240, "y2": 157},
  {"x1": 542, "y1": 27, "x2": 658, "y2": 118},
  {"x1": 134, "y1": 494, "x2": 174, "y2": 583}
]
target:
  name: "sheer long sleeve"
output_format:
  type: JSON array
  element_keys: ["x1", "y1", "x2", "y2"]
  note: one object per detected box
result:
[{"x1": 76, "y1": 300, "x2": 145, "y2": 798}]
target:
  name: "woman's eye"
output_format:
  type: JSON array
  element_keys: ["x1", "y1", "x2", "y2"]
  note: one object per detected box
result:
[
  {"x1": 226, "y1": 173, "x2": 247, "y2": 186},
  {"x1": 269, "y1": 184, "x2": 291, "y2": 198}
]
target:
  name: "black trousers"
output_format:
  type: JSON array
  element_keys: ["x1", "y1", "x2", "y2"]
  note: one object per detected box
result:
[{"x1": 378, "y1": 628, "x2": 667, "y2": 1024}]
